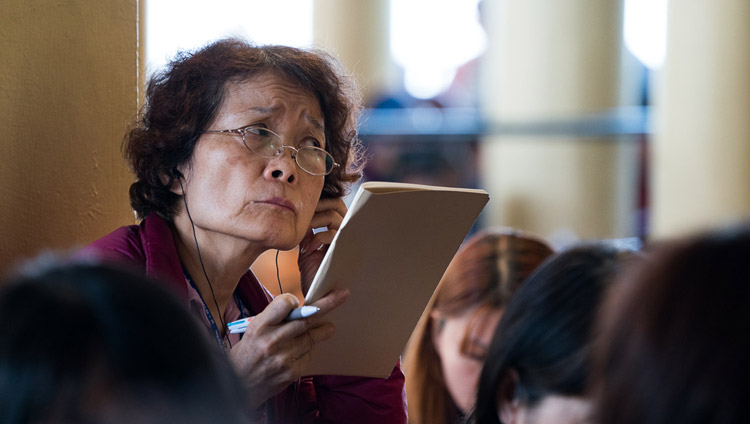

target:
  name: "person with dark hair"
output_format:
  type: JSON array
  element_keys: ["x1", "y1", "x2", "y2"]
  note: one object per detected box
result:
[
  {"x1": 471, "y1": 244, "x2": 633, "y2": 424},
  {"x1": 403, "y1": 228, "x2": 554, "y2": 424},
  {"x1": 592, "y1": 226, "x2": 750, "y2": 424},
  {"x1": 0, "y1": 260, "x2": 249, "y2": 424},
  {"x1": 80, "y1": 38, "x2": 405, "y2": 423}
]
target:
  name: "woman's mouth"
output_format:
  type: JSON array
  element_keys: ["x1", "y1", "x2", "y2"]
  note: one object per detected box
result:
[{"x1": 255, "y1": 197, "x2": 296, "y2": 213}]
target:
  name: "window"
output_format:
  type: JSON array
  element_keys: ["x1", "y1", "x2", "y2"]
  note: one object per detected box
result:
[
  {"x1": 145, "y1": 0, "x2": 313, "y2": 76},
  {"x1": 623, "y1": 0, "x2": 667, "y2": 69},
  {"x1": 390, "y1": 0, "x2": 486, "y2": 99}
]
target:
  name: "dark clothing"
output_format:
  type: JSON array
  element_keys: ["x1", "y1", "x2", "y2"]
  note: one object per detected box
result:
[{"x1": 83, "y1": 214, "x2": 407, "y2": 424}]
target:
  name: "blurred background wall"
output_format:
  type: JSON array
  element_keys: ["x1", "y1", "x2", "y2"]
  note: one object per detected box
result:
[
  {"x1": 1, "y1": 0, "x2": 748, "y2": 283},
  {"x1": 1, "y1": 0, "x2": 138, "y2": 272}
]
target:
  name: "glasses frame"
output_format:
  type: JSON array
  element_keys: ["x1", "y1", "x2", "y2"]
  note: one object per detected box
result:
[{"x1": 204, "y1": 125, "x2": 340, "y2": 176}]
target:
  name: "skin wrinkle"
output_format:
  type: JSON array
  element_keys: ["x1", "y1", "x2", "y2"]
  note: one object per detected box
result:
[
  {"x1": 220, "y1": 86, "x2": 327, "y2": 148},
  {"x1": 171, "y1": 73, "x2": 326, "y2": 333},
  {"x1": 237, "y1": 106, "x2": 325, "y2": 133}
]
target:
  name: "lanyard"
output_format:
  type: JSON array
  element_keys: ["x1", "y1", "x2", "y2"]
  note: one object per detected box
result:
[
  {"x1": 182, "y1": 266, "x2": 248, "y2": 351},
  {"x1": 184, "y1": 268, "x2": 225, "y2": 349}
]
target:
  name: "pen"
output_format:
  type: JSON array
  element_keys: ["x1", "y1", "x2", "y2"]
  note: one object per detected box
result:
[
  {"x1": 284, "y1": 305, "x2": 321, "y2": 321},
  {"x1": 227, "y1": 306, "x2": 320, "y2": 334}
]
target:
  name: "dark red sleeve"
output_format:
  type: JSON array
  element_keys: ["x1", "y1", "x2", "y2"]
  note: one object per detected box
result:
[{"x1": 79, "y1": 225, "x2": 146, "y2": 267}]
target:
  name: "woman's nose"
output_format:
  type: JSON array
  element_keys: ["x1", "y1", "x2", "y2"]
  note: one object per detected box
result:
[{"x1": 264, "y1": 147, "x2": 298, "y2": 183}]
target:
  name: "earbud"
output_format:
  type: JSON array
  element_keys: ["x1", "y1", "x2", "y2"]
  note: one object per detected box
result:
[{"x1": 172, "y1": 169, "x2": 182, "y2": 179}]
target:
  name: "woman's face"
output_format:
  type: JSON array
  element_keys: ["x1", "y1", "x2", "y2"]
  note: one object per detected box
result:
[
  {"x1": 432, "y1": 307, "x2": 503, "y2": 414},
  {"x1": 177, "y1": 73, "x2": 326, "y2": 251}
]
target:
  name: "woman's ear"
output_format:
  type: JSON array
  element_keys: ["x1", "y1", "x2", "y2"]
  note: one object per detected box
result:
[
  {"x1": 160, "y1": 169, "x2": 184, "y2": 195},
  {"x1": 497, "y1": 369, "x2": 521, "y2": 424}
]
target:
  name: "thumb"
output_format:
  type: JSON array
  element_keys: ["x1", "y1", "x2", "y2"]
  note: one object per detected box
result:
[{"x1": 255, "y1": 293, "x2": 300, "y2": 326}]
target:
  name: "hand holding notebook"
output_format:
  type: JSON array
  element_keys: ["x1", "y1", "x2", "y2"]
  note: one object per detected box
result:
[{"x1": 302, "y1": 181, "x2": 489, "y2": 377}]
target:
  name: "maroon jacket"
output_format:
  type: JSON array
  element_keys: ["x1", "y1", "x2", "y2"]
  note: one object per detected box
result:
[{"x1": 83, "y1": 214, "x2": 407, "y2": 424}]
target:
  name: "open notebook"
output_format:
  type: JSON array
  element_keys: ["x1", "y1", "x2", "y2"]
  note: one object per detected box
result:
[{"x1": 303, "y1": 181, "x2": 489, "y2": 377}]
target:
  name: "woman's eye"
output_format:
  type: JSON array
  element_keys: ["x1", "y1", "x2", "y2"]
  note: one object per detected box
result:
[
  {"x1": 462, "y1": 341, "x2": 489, "y2": 362},
  {"x1": 301, "y1": 137, "x2": 322, "y2": 148}
]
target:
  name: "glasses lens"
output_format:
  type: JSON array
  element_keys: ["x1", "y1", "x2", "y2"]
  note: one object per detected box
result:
[
  {"x1": 297, "y1": 147, "x2": 335, "y2": 175},
  {"x1": 242, "y1": 127, "x2": 281, "y2": 157}
]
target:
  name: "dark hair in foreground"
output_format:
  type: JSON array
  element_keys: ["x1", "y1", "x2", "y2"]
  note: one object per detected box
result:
[
  {"x1": 592, "y1": 226, "x2": 750, "y2": 424},
  {"x1": 472, "y1": 244, "x2": 632, "y2": 424},
  {"x1": 0, "y1": 260, "x2": 248, "y2": 424},
  {"x1": 127, "y1": 38, "x2": 364, "y2": 220}
]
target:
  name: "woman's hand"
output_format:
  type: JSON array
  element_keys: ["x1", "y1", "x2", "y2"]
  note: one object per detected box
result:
[
  {"x1": 298, "y1": 197, "x2": 347, "y2": 296},
  {"x1": 228, "y1": 288, "x2": 349, "y2": 409}
]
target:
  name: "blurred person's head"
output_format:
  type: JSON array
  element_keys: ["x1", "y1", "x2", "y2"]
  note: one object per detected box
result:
[
  {"x1": 404, "y1": 228, "x2": 554, "y2": 424},
  {"x1": 592, "y1": 226, "x2": 750, "y2": 424},
  {"x1": 472, "y1": 244, "x2": 633, "y2": 424},
  {"x1": 0, "y1": 258, "x2": 249, "y2": 424}
]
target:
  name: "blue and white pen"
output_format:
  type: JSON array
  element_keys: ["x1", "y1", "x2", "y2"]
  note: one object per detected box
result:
[{"x1": 227, "y1": 306, "x2": 321, "y2": 334}]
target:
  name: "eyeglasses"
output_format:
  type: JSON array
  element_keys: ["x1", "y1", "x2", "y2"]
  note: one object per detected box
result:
[{"x1": 204, "y1": 125, "x2": 339, "y2": 176}]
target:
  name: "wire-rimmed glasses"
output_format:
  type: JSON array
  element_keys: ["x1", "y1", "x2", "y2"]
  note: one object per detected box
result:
[{"x1": 204, "y1": 125, "x2": 339, "y2": 176}]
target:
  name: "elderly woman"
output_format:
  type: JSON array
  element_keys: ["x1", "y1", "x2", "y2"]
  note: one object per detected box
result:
[{"x1": 83, "y1": 38, "x2": 406, "y2": 423}]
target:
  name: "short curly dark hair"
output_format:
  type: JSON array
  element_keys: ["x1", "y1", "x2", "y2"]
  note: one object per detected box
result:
[{"x1": 124, "y1": 38, "x2": 365, "y2": 220}]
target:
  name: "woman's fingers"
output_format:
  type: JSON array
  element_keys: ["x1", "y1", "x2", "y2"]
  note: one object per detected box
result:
[
  {"x1": 308, "y1": 287, "x2": 350, "y2": 315},
  {"x1": 306, "y1": 213, "x2": 340, "y2": 245},
  {"x1": 302, "y1": 198, "x2": 347, "y2": 252},
  {"x1": 288, "y1": 322, "x2": 336, "y2": 363},
  {"x1": 228, "y1": 297, "x2": 337, "y2": 406},
  {"x1": 246, "y1": 289, "x2": 347, "y2": 343},
  {"x1": 228, "y1": 288, "x2": 349, "y2": 407},
  {"x1": 251, "y1": 293, "x2": 300, "y2": 326},
  {"x1": 315, "y1": 197, "x2": 347, "y2": 217},
  {"x1": 299, "y1": 197, "x2": 348, "y2": 295},
  {"x1": 308, "y1": 198, "x2": 346, "y2": 231}
]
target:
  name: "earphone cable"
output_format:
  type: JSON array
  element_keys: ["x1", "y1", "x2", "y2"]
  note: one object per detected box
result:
[
  {"x1": 178, "y1": 178, "x2": 230, "y2": 347},
  {"x1": 276, "y1": 249, "x2": 283, "y2": 294}
]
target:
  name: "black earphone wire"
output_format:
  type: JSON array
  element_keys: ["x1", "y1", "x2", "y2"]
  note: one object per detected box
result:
[
  {"x1": 178, "y1": 177, "x2": 230, "y2": 346},
  {"x1": 275, "y1": 249, "x2": 283, "y2": 294}
]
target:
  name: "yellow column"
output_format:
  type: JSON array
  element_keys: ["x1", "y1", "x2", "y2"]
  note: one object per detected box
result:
[
  {"x1": 651, "y1": 1, "x2": 750, "y2": 238},
  {"x1": 260, "y1": 1, "x2": 394, "y2": 299},
  {"x1": 480, "y1": 0, "x2": 627, "y2": 241},
  {"x1": 0, "y1": 0, "x2": 138, "y2": 272},
  {"x1": 313, "y1": 0, "x2": 397, "y2": 104}
]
